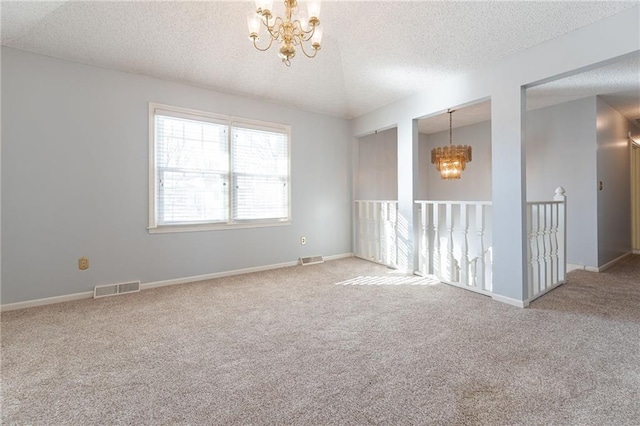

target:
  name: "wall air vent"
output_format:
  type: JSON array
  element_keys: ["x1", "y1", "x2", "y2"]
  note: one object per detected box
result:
[
  {"x1": 94, "y1": 281, "x2": 141, "y2": 299},
  {"x1": 300, "y1": 256, "x2": 324, "y2": 266}
]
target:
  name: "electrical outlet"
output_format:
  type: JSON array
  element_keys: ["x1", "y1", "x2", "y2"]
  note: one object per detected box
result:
[
  {"x1": 78, "y1": 257, "x2": 89, "y2": 270},
  {"x1": 301, "y1": 236, "x2": 307, "y2": 245}
]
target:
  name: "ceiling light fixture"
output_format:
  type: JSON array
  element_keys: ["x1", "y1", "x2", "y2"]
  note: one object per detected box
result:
[
  {"x1": 431, "y1": 109, "x2": 472, "y2": 180},
  {"x1": 247, "y1": 0, "x2": 322, "y2": 67}
]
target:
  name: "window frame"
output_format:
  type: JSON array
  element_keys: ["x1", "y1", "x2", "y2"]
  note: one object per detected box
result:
[{"x1": 148, "y1": 103, "x2": 291, "y2": 234}]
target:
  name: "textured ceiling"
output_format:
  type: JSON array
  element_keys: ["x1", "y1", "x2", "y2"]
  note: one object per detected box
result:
[
  {"x1": 418, "y1": 53, "x2": 640, "y2": 135},
  {"x1": 1, "y1": 1, "x2": 637, "y2": 120}
]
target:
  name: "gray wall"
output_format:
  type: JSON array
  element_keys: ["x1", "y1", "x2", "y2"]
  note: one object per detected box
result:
[
  {"x1": 596, "y1": 97, "x2": 633, "y2": 266},
  {"x1": 1, "y1": 47, "x2": 353, "y2": 304},
  {"x1": 526, "y1": 97, "x2": 599, "y2": 269},
  {"x1": 418, "y1": 120, "x2": 492, "y2": 201},
  {"x1": 356, "y1": 128, "x2": 397, "y2": 200}
]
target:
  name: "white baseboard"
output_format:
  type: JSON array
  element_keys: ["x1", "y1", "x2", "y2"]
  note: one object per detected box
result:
[
  {"x1": 596, "y1": 252, "x2": 632, "y2": 272},
  {"x1": 568, "y1": 263, "x2": 599, "y2": 273},
  {"x1": 633, "y1": 249, "x2": 640, "y2": 255},
  {"x1": 1, "y1": 253, "x2": 355, "y2": 312},
  {"x1": 525, "y1": 280, "x2": 566, "y2": 305},
  {"x1": 566, "y1": 252, "x2": 631, "y2": 274},
  {"x1": 0, "y1": 291, "x2": 94, "y2": 312},
  {"x1": 324, "y1": 253, "x2": 354, "y2": 261},
  {"x1": 567, "y1": 263, "x2": 586, "y2": 272},
  {"x1": 491, "y1": 294, "x2": 528, "y2": 308},
  {"x1": 141, "y1": 260, "x2": 300, "y2": 290}
]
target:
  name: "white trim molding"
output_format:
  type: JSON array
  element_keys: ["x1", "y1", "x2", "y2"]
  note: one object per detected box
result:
[
  {"x1": 0, "y1": 253, "x2": 354, "y2": 312},
  {"x1": 1, "y1": 291, "x2": 94, "y2": 312},
  {"x1": 567, "y1": 263, "x2": 600, "y2": 273},
  {"x1": 148, "y1": 102, "x2": 292, "y2": 234},
  {"x1": 526, "y1": 280, "x2": 566, "y2": 305},
  {"x1": 491, "y1": 294, "x2": 528, "y2": 308},
  {"x1": 596, "y1": 252, "x2": 632, "y2": 272},
  {"x1": 324, "y1": 253, "x2": 354, "y2": 261},
  {"x1": 567, "y1": 252, "x2": 632, "y2": 273},
  {"x1": 141, "y1": 261, "x2": 300, "y2": 290}
]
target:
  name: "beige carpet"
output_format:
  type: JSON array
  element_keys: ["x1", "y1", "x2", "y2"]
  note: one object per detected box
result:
[{"x1": 2, "y1": 255, "x2": 639, "y2": 425}]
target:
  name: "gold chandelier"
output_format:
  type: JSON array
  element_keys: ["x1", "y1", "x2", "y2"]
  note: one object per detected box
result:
[
  {"x1": 431, "y1": 109, "x2": 472, "y2": 180},
  {"x1": 247, "y1": 0, "x2": 323, "y2": 67}
]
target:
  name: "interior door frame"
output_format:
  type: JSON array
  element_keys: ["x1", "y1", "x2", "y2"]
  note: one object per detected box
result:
[{"x1": 632, "y1": 137, "x2": 640, "y2": 254}]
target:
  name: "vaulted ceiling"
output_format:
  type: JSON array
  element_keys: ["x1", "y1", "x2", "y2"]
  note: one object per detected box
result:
[
  {"x1": 418, "y1": 52, "x2": 640, "y2": 134},
  {"x1": 2, "y1": 1, "x2": 638, "y2": 124}
]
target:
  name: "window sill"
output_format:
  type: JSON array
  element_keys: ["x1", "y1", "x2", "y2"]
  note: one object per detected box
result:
[{"x1": 148, "y1": 220, "x2": 291, "y2": 234}]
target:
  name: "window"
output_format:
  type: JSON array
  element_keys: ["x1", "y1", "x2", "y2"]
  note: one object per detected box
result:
[{"x1": 149, "y1": 104, "x2": 290, "y2": 232}]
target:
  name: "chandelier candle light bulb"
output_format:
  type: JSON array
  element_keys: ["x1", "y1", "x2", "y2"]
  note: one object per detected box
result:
[
  {"x1": 431, "y1": 109, "x2": 472, "y2": 180},
  {"x1": 248, "y1": 0, "x2": 322, "y2": 66}
]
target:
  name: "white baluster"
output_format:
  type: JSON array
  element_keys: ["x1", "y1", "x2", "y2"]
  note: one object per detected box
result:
[
  {"x1": 415, "y1": 203, "x2": 421, "y2": 273},
  {"x1": 536, "y1": 203, "x2": 546, "y2": 292},
  {"x1": 364, "y1": 202, "x2": 371, "y2": 261},
  {"x1": 526, "y1": 204, "x2": 534, "y2": 299},
  {"x1": 530, "y1": 204, "x2": 539, "y2": 295},
  {"x1": 433, "y1": 203, "x2": 441, "y2": 279},
  {"x1": 460, "y1": 203, "x2": 469, "y2": 286},
  {"x1": 475, "y1": 204, "x2": 485, "y2": 291},
  {"x1": 363, "y1": 202, "x2": 369, "y2": 260},
  {"x1": 368, "y1": 202, "x2": 376, "y2": 262},
  {"x1": 357, "y1": 202, "x2": 364, "y2": 259},
  {"x1": 530, "y1": 204, "x2": 541, "y2": 297},
  {"x1": 426, "y1": 203, "x2": 435, "y2": 276},
  {"x1": 354, "y1": 202, "x2": 359, "y2": 258},
  {"x1": 536, "y1": 203, "x2": 546, "y2": 293},
  {"x1": 383, "y1": 202, "x2": 390, "y2": 265},
  {"x1": 554, "y1": 187, "x2": 567, "y2": 281},
  {"x1": 446, "y1": 203, "x2": 458, "y2": 282},
  {"x1": 550, "y1": 202, "x2": 559, "y2": 285},
  {"x1": 419, "y1": 203, "x2": 427, "y2": 275},
  {"x1": 544, "y1": 203, "x2": 553, "y2": 289},
  {"x1": 360, "y1": 202, "x2": 366, "y2": 259},
  {"x1": 391, "y1": 202, "x2": 398, "y2": 268},
  {"x1": 374, "y1": 202, "x2": 384, "y2": 263}
]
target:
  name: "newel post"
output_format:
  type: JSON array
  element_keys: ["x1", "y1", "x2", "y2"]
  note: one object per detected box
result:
[{"x1": 554, "y1": 187, "x2": 567, "y2": 280}]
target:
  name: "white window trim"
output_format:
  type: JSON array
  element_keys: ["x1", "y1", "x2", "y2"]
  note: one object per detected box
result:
[{"x1": 148, "y1": 102, "x2": 292, "y2": 233}]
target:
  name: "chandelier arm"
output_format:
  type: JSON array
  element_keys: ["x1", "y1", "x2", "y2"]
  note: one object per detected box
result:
[
  {"x1": 292, "y1": 20, "x2": 316, "y2": 41},
  {"x1": 264, "y1": 16, "x2": 284, "y2": 40},
  {"x1": 248, "y1": 1, "x2": 321, "y2": 65},
  {"x1": 252, "y1": 36, "x2": 275, "y2": 52},
  {"x1": 262, "y1": 13, "x2": 278, "y2": 29},
  {"x1": 299, "y1": 40, "x2": 318, "y2": 59}
]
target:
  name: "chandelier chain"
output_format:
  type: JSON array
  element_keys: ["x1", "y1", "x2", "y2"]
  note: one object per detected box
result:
[{"x1": 449, "y1": 109, "x2": 453, "y2": 146}]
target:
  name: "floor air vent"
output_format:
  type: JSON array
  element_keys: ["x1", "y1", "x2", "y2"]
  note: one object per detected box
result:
[
  {"x1": 300, "y1": 256, "x2": 324, "y2": 266},
  {"x1": 94, "y1": 281, "x2": 141, "y2": 299}
]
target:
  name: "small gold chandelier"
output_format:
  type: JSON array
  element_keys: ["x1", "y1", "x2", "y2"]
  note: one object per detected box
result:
[
  {"x1": 431, "y1": 109, "x2": 472, "y2": 180},
  {"x1": 247, "y1": 0, "x2": 323, "y2": 67}
]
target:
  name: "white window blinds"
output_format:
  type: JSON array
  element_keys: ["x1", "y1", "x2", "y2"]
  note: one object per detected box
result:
[
  {"x1": 232, "y1": 126, "x2": 289, "y2": 221},
  {"x1": 155, "y1": 113, "x2": 229, "y2": 225},
  {"x1": 150, "y1": 104, "x2": 291, "y2": 231}
]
